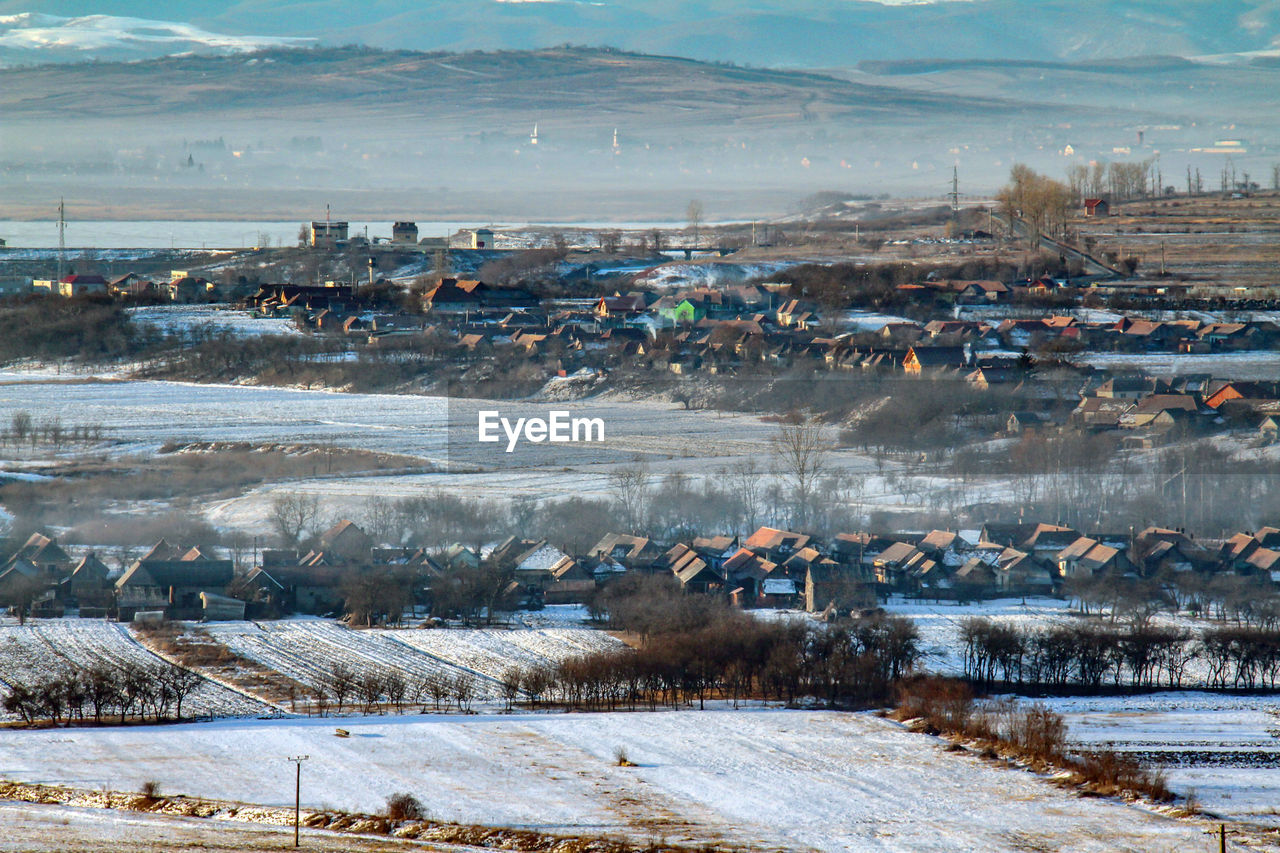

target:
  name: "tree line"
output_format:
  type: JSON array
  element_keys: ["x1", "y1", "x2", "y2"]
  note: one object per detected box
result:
[
  {"x1": 960, "y1": 617, "x2": 1280, "y2": 691},
  {"x1": 500, "y1": 576, "x2": 921, "y2": 711},
  {"x1": 2, "y1": 659, "x2": 205, "y2": 725}
]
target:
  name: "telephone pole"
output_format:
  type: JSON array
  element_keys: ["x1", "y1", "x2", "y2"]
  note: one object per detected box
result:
[
  {"x1": 288, "y1": 755, "x2": 309, "y2": 846},
  {"x1": 56, "y1": 198, "x2": 66, "y2": 284}
]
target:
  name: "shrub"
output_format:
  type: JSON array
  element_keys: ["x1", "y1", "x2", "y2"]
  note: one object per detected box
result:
[{"x1": 385, "y1": 792, "x2": 424, "y2": 821}]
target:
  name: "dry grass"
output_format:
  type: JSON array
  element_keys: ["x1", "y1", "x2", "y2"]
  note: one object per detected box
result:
[
  {"x1": 133, "y1": 623, "x2": 308, "y2": 707},
  {"x1": 894, "y1": 676, "x2": 1173, "y2": 805},
  {"x1": 0, "y1": 779, "x2": 733, "y2": 853}
]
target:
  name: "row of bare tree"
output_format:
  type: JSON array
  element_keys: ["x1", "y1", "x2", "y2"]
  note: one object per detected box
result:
[
  {"x1": 307, "y1": 662, "x2": 481, "y2": 716},
  {"x1": 960, "y1": 617, "x2": 1280, "y2": 690},
  {"x1": 2, "y1": 659, "x2": 204, "y2": 725}
]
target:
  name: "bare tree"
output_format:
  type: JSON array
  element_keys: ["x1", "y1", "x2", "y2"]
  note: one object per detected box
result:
[
  {"x1": 326, "y1": 662, "x2": 356, "y2": 713},
  {"x1": 453, "y1": 671, "x2": 476, "y2": 712},
  {"x1": 10, "y1": 411, "x2": 32, "y2": 448},
  {"x1": 725, "y1": 459, "x2": 766, "y2": 534},
  {"x1": 162, "y1": 665, "x2": 204, "y2": 720},
  {"x1": 772, "y1": 416, "x2": 832, "y2": 528},
  {"x1": 608, "y1": 465, "x2": 651, "y2": 532},
  {"x1": 270, "y1": 492, "x2": 320, "y2": 547},
  {"x1": 686, "y1": 199, "x2": 705, "y2": 248}
]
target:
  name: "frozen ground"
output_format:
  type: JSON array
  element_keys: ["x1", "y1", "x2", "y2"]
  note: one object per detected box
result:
[
  {"x1": 197, "y1": 620, "x2": 622, "y2": 699},
  {"x1": 0, "y1": 620, "x2": 271, "y2": 720},
  {"x1": 884, "y1": 596, "x2": 1247, "y2": 688},
  {"x1": 1073, "y1": 350, "x2": 1280, "y2": 379},
  {"x1": 0, "y1": 800, "x2": 441, "y2": 853},
  {"x1": 128, "y1": 305, "x2": 300, "y2": 337},
  {"x1": 884, "y1": 596, "x2": 1076, "y2": 675},
  {"x1": 0, "y1": 376, "x2": 913, "y2": 522},
  {"x1": 1044, "y1": 693, "x2": 1280, "y2": 827},
  {"x1": 0, "y1": 709, "x2": 1239, "y2": 852}
]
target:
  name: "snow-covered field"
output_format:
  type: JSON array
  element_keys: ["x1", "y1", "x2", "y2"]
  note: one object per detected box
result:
[
  {"x1": 373, "y1": 626, "x2": 622, "y2": 683},
  {"x1": 0, "y1": 376, "x2": 895, "y2": 517},
  {"x1": 885, "y1": 596, "x2": 1076, "y2": 675},
  {"x1": 1045, "y1": 693, "x2": 1280, "y2": 827},
  {"x1": 128, "y1": 305, "x2": 300, "y2": 337},
  {"x1": 0, "y1": 709, "x2": 1236, "y2": 852},
  {"x1": 0, "y1": 800, "x2": 417, "y2": 853},
  {"x1": 885, "y1": 596, "x2": 1246, "y2": 688},
  {"x1": 885, "y1": 599, "x2": 1280, "y2": 827},
  {"x1": 1074, "y1": 350, "x2": 1280, "y2": 379},
  {"x1": 0, "y1": 621, "x2": 269, "y2": 720},
  {"x1": 199, "y1": 621, "x2": 623, "y2": 699}
]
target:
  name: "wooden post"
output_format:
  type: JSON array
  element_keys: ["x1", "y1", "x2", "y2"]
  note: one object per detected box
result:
[
  {"x1": 1220, "y1": 823, "x2": 1226, "y2": 853},
  {"x1": 288, "y1": 755, "x2": 309, "y2": 847}
]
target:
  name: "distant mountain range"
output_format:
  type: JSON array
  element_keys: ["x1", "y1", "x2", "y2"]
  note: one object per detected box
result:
[
  {"x1": 1, "y1": 2, "x2": 1280, "y2": 68},
  {"x1": 0, "y1": 12, "x2": 310, "y2": 66}
]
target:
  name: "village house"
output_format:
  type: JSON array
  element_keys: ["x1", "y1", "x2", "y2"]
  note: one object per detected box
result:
[{"x1": 115, "y1": 540, "x2": 236, "y2": 621}]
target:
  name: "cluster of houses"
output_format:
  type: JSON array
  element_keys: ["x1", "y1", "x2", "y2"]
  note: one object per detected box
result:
[
  {"x1": 0, "y1": 533, "x2": 236, "y2": 620},
  {"x1": 30, "y1": 271, "x2": 223, "y2": 302},
  {"x1": 6, "y1": 518, "x2": 1280, "y2": 624},
  {"x1": 1060, "y1": 375, "x2": 1280, "y2": 446},
  {"x1": 241, "y1": 277, "x2": 1280, "y2": 375}
]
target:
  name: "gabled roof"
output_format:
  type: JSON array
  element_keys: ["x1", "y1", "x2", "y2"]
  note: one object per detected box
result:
[
  {"x1": 1246, "y1": 547, "x2": 1280, "y2": 572},
  {"x1": 675, "y1": 556, "x2": 719, "y2": 586},
  {"x1": 692, "y1": 535, "x2": 736, "y2": 555},
  {"x1": 905, "y1": 345, "x2": 967, "y2": 368},
  {"x1": 1022, "y1": 523, "x2": 1080, "y2": 550},
  {"x1": 1078, "y1": 543, "x2": 1122, "y2": 573},
  {"x1": 743, "y1": 526, "x2": 810, "y2": 553},
  {"x1": 589, "y1": 533, "x2": 654, "y2": 561},
  {"x1": 318, "y1": 520, "x2": 372, "y2": 555},
  {"x1": 723, "y1": 548, "x2": 777, "y2": 582},
  {"x1": 68, "y1": 553, "x2": 110, "y2": 582},
  {"x1": 919, "y1": 530, "x2": 960, "y2": 552},
  {"x1": 549, "y1": 555, "x2": 594, "y2": 583},
  {"x1": 116, "y1": 559, "x2": 233, "y2": 591},
  {"x1": 1056, "y1": 536, "x2": 1099, "y2": 562},
  {"x1": 234, "y1": 566, "x2": 285, "y2": 592},
  {"x1": 140, "y1": 538, "x2": 184, "y2": 562},
  {"x1": 875, "y1": 541, "x2": 920, "y2": 567}
]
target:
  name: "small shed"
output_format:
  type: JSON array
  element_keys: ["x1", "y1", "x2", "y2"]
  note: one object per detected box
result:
[
  {"x1": 200, "y1": 591, "x2": 246, "y2": 621},
  {"x1": 1083, "y1": 198, "x2": 1110, "y2": 217}
]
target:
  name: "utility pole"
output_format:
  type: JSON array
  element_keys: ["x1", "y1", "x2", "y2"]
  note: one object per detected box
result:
[
  {"x1": 56, "y1": 197, "x2": 66, "y2": 284},
  {"x1": 288, "y1": 755, "x2": 309, "y2": 847}
]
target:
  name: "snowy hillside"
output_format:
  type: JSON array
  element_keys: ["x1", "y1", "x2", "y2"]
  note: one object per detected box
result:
[{"x1": 0, "y1": 13, "x2": 310, "y2": 66}]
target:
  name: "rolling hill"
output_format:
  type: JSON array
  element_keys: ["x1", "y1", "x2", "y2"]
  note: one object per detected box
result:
[{"x1": 2, "y1": 1, "x2": 1280, "y2": 68}]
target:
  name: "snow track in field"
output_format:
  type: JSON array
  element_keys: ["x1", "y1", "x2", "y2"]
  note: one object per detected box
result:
[
  {"x1": 374, "y1": 625, "x2": 624, "y2": 682},
  {"x1": 199, "y1": 621, "x2": 620, "y2": 700}
]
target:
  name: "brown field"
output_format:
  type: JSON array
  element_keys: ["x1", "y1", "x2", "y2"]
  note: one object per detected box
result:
[{"x1": 1073, "y1": 193, "x2": 1280, "y2": 293}]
